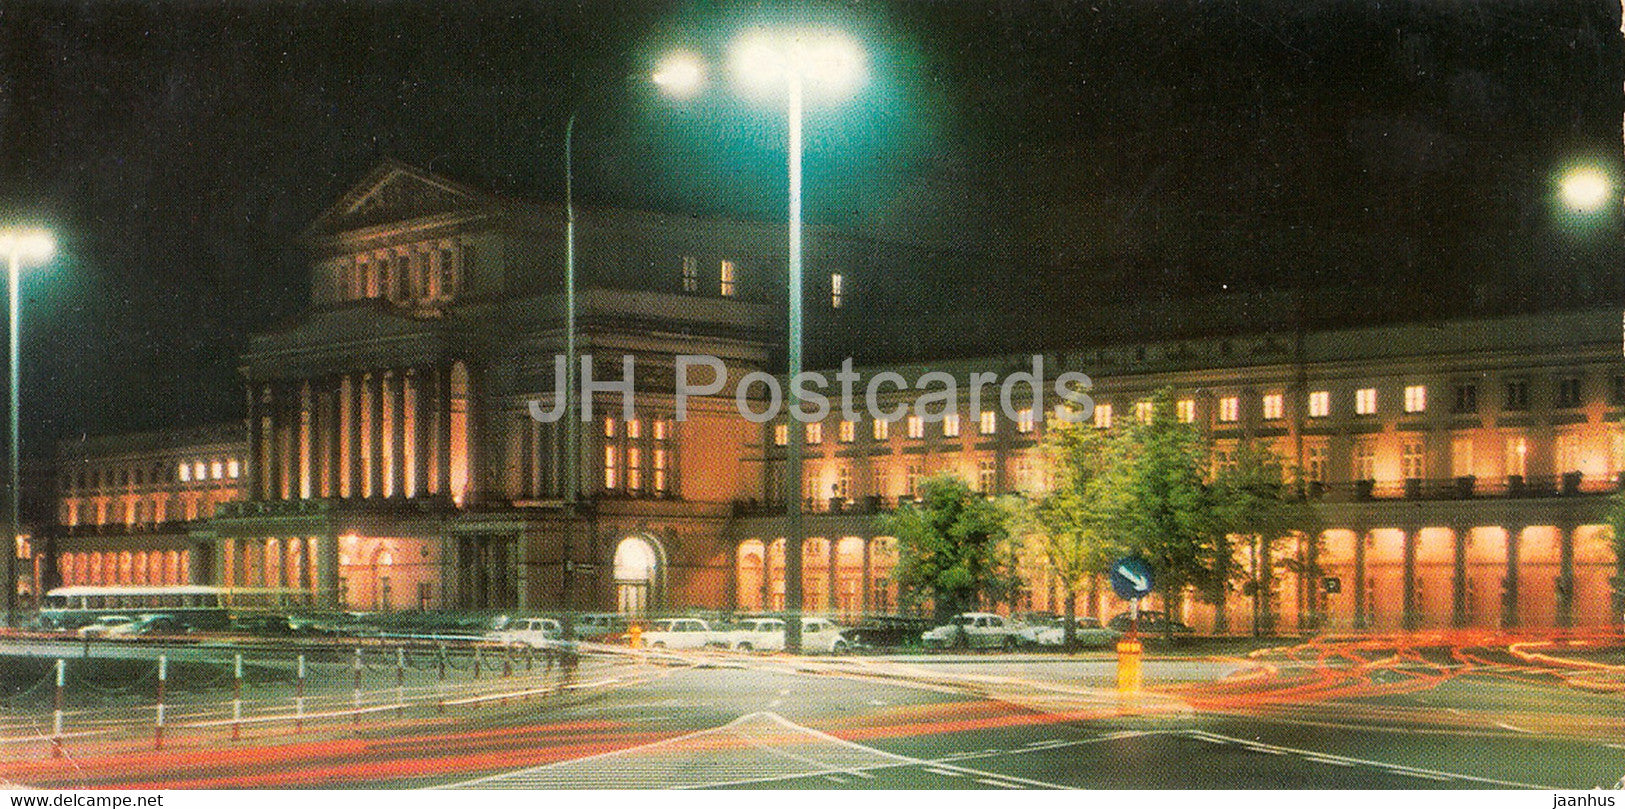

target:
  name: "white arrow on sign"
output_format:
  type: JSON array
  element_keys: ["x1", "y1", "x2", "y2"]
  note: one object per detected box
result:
[{"x1": 1117, "y1": 564, "x2": 1149, "y2": 593}]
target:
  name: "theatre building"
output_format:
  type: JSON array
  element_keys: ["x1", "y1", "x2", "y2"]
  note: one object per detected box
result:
[{"x1": 34, "y1": 159, "x2": 1625, "y2": 631}]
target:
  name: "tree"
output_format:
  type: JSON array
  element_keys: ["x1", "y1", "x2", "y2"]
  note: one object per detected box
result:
[
  {"x1": 883, "y1": 474, "x2": 1018, "y2": 623},
  {"x1": 1112, "y1": 390, "x2": 1222, "y2": 638},
  {"x1": 1210, "y1": 439, "x2": 1322, "y2": 636},
  {"x1": 1021, "y1": 412, "x2": 1131, "y2": 646}
]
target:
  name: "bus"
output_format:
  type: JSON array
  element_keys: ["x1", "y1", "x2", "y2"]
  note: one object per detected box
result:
[{"x1": 38, "y1": 585, "x2": 315, "y2": 631}]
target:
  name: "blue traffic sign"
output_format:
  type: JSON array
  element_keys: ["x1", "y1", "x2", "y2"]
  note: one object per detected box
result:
[{"x1": 1110, "y1": 557, "x2": 1154, "y2": 601}]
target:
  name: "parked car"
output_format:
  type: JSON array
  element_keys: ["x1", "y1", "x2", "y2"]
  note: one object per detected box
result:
[
  {"x1": 921, "y1": 612, "x2": 1021, "y2": 649},
  {"x1": 487, "y1": 616, "x2": 563, "y2": 650},
  {"x1": 640, "y1": 617, "x2": 716, "y2": 649},
  {"x1": 842, "y1": 615, "x2": 936, "y2": 650},
  {"x1": 1107, "y1": 610, "x2": 1193, "y2": 636},
  {"x1": 1030, "y1": 616, "x2": 1122, "y2": 647},
  {"x1": 572, "y1": 613, "x2": 628, "y2": 640},
  {"x1": 76, "y1": 615, "x2": 134, "y2": 638},
  {"x1": 719, "y1": 616, "x2": 851, "y2": 653},
  {"x1": 108, "y1": 613, "x2": 186, "y2": 638}
]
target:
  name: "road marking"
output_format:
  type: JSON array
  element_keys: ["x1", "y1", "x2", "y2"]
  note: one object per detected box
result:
[
  {"x1": 975, "y1": 778, "x2": 1021, "y2": 789},
  {"x1": 1183, "y1": 730, "x2": 1550, "y2": 789},
  {"x1": 1025, "y1": 738, "x2": 1064, "y2": 746},
  {"x1": 825, "y1": 775, "x2": 848, "y2": 784},
  {"x1": 1494, "y1": 721, "x2": 1532, "y2": 734},
  {"x1": 925, "y1": 768, "x2": 961, "y2": 777},
  {"x1": 1303, "y1": 757, "x2": 1354, "y2": 767}
]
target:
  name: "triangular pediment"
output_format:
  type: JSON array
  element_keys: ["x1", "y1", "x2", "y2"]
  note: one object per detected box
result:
[{"x1": 305, "y1": 159, "x2": 493, "y2": 238}]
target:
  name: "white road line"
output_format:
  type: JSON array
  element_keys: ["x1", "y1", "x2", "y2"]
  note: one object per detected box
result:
[
  {"x1": 1025, "y1": 738, "x2": 1064, "y2": 746},
  {"x1": 1494, "y1": 721, "x2": 1532, "y2": 734},
  {"x1": 975, "y1": 778, "x2": 1021, "y2": 789},
  {"x1": 925, "y1": 768, "x2": 961, "y2": 777},
  {"x1": 1184, "y1": 730, "x2": 1549, "y2": 789},
  {"x1": 825, "y1": 775, "x2": 848, "y2": 784},
  {"x1": 1303, "y1": 757, "x2": 1355, "y2": 767}
]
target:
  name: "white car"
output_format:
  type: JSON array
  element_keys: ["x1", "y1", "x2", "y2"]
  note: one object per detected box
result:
[
  {"x1": 921, "y1": 612, "x2": 1021, "y2": 649},
  {"x1": 76, "y1": 615, "x2": 134, "y2": 638},
  {"x1": 641, "y1": 618, "x2": 716, "y2": 649},
  {"x1": 487, "y1": 616, "x2": 563, "y2": 650},
  {"x1": 1030, "y1": 617, "x2": 1122, "y2": 648},
  {"x1": 721, "y1": 617, "x2": 851, "y2": 654}
]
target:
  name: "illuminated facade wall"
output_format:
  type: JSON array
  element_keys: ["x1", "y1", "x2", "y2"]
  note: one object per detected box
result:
[{"x1": 38, "y1": 160, "x2": 1625, "y2": 629}]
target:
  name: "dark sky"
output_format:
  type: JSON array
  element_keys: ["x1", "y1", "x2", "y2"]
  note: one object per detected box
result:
[{"x1": 0, "y1": 0, "x2": 1618, "y2": 452}]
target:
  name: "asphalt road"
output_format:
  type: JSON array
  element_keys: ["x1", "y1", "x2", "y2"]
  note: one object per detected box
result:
[{"x1": 2, "y1": 632, "x2": 1621, "y2": 789}]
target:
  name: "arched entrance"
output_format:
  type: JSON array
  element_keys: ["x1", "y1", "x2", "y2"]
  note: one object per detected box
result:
[{"x1": 614, "y1": 535, "x2": 663, "y2": 616}]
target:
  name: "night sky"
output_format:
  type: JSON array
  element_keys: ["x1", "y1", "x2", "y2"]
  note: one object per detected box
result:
[{"x1": 0, "y1": 0, "x2": 1618, "y2": 453}]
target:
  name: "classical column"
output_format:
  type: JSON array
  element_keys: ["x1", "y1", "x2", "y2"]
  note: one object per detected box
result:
[
  {"x1": 412, "y1": 368, "x2": 432, "y2": 498},
  {"x1": 1452, "y1": 526, "x2": 1470, "y2": 628},
  {"x1": 318, "y1": 533, "x2": 341, "y2": 608},
  {"x1": 434, "y1": 365, "x2": 450, "y2": 497},
  {"x1": 1557, "y1": 523, "x2": 1575, "y2": 628},
  {"x1": 860, "y1": 535, "x2": 873, "y2": 615},
  {"x1": 265, "y1": 387, "x2": 282, "y2": 500},
  {"x1": 826, "y1": 538, "x2": 839, "y2": 616},
  {"x1": 369, "y1": 371, "x2": 386, "y2": 499},
  {"x1": 1502, "y1": 525, "x2": 1522, "y2": 629},
  {"x1": 1401, "y1": 528, "x2": 1418, "y2": 630},
  {"x1": 1353, "y1": 526, "x2": 1368, "y2": 629}
]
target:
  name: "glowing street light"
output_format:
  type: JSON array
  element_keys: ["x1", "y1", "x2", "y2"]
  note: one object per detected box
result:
[
  {"x1": 656, "y1": 29, "x2": 864, "y2": 651},
  {"x1": 1561, "y1": 167, "x2": 1612, "y2": 212},
  {"x1": 0, "y1": 227, "x2": 51, "y2": 625},
  {"x1": 652, "y1": 51, "x2": 706, "y2": 98}
]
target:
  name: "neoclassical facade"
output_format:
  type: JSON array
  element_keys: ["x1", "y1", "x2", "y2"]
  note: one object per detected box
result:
[{"x1": 35, "y1": 160, "x2": 1625, "y2": 631}]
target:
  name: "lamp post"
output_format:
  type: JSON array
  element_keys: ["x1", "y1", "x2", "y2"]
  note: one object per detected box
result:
[
  {"x1": 0, "y1": 228, "x2": 51, "y2": 626},
  {"x1": 658, "y1": 32, "x2": 861, "y2": 650}
]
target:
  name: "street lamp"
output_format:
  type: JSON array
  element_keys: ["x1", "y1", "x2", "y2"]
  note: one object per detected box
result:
[
  {"x1": 658, "y1": 30, "x2": 863, "y2": 650},
  {"x1": 1560, "y1": 167, "x2": 1612, "y2": 213},
  {"x1": 0, "y1": 228, "x2": 51, "y2": 625}
]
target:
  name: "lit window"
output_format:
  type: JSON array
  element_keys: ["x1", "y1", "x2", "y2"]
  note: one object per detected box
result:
[
  {"x1": 227, "y1": 459, "x2": 240, "y2": 479},
  {"x1": 773, "y1": 423, "x2": 788, "y2": 446},
  {"x1": 193, "y1": 462, "x2": 206, "y2": 481},
  {"x1": 1308, "y1": 390, "x2": 1330, "y2": 418},
  {"x1": 653, "y1": 419, "x2": 669, "y2": 441},
  {"x1": 1401, "y1": 439, "x2": 1425, "y2": 479},
  {"x1": 943, "y1": 413, "x2": 961, "y2": 438},
  {"x1": 1262, "y1": 393, "x2": 1284, "y2": 420},
  {"x1": 604, "y1": 417, "x2": 616, "y2": 437},
  {"x1": 653, "y1": 448, "x2": 668, "y2": 492},
  {"x1": 1355, "y1": 388, "x2": 1378, "y2": 415},
  {"x1": 872, "y1": 418, "x2": 889, "y2": 441},
  {"x1": 1016, "y1": 408, "x2": 1035, "y2": 433},
  {"x1": 211, "y1": 461, "x2": 223, "y2": 480},
  {"x1": 1134, "y1": 401, "x2": 1154, "y2": 424},
  {"x1": 977, "y1": 460, "x2": 995, "y2": 492},
  {"x1": 906, "y1": 415, "x2": 924, "y2": 439},
  {"x1": 628, "y1": 419, "x2": 642, "y2": 439},
  {"x1": 1354, "y1": 441, "x2": 1376, "y2": 480},
  {"x1": 720, "y1": 260, "x2": 736, "y2": 297},
  {"x1": 1094, "y1": 403, "x2": 1113, "y2": 429},
  {"x1": 839, "y1": 420, "x2": 856, "y2": 443},
  {"x1": 806, "y1": 422, "x2": 822, "y2": 445},
  {"x1": 833, "y1": 466, "x2": 851, "y2": 499},
  {"x1": 830, "y1": 273, "x2": 844, "y2": 309},
  {"x1": 627, "y1": 447, "x2": 642, "y2": 491},
  {"x1": 979, "y1": 410, "x2": 997, "y2": 435},
  {"x1": 1404, "y1": 385, "x2": 1427, "y2": 413},
  {"x1": 1505, "y1": 436, "x2": 1528, "y2": 477},
  {"x1": 904, "y1": 465, "x2": 921, "y2": 497},
  {"x1": 1176, "y1": 399, "x2": 1195, "y2": 423},
  {"x1": 604, "y1": 446, "x2": 618, "y2": 489},
  {"x1": 1218, "y1": 396, "x2": 1239, "y2": 423},
  {"x1": 681, "y1": 256, "x2": 698, "y2": 293},
  {"x1": 1306, "y1": 445, "x2": 1327, "y2": 482},
  {"x1": 178, "y1": 463, "x2": 190, "y2": 483}
]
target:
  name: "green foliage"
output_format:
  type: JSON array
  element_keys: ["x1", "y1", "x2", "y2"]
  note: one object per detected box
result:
[
  {"x1": 1210, "y1": 439, "x2": 1322, "y2": 633},
  {"x1": 883, "y1": 474, "x2": 1018, "y2": 621},
  {"x1": 1111, "y1": 390, "x2": 1219, "y2": 614}
]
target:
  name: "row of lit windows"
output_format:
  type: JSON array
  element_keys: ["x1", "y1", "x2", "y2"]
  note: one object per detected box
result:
[
  {"x1": 65, "y1": 457, "x2": 240, "y2": 491},
  {"x1": 329, "y1": 240, "x2": 464, "y2": 305},
  {"x1": 1094, "y1": 378, "x2": 1607, "y2": 429},
  {"x1": 602, "y1": 416, "x2": 675, "y2": 493},
  {"x1": 771, "y1": 408, "x2": 1047, "y2": 447},
  {"x1": 677, "y1": 256, "x2": 846, "y2": 308}
]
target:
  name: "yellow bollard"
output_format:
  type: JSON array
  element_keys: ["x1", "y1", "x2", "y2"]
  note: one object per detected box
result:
[
  {"x1": 1116, "y1": 637, "x2": 1143, "y2": 699},
  {"x1": 628, "y1": 623, "x2": 644, "y2": 648}
]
